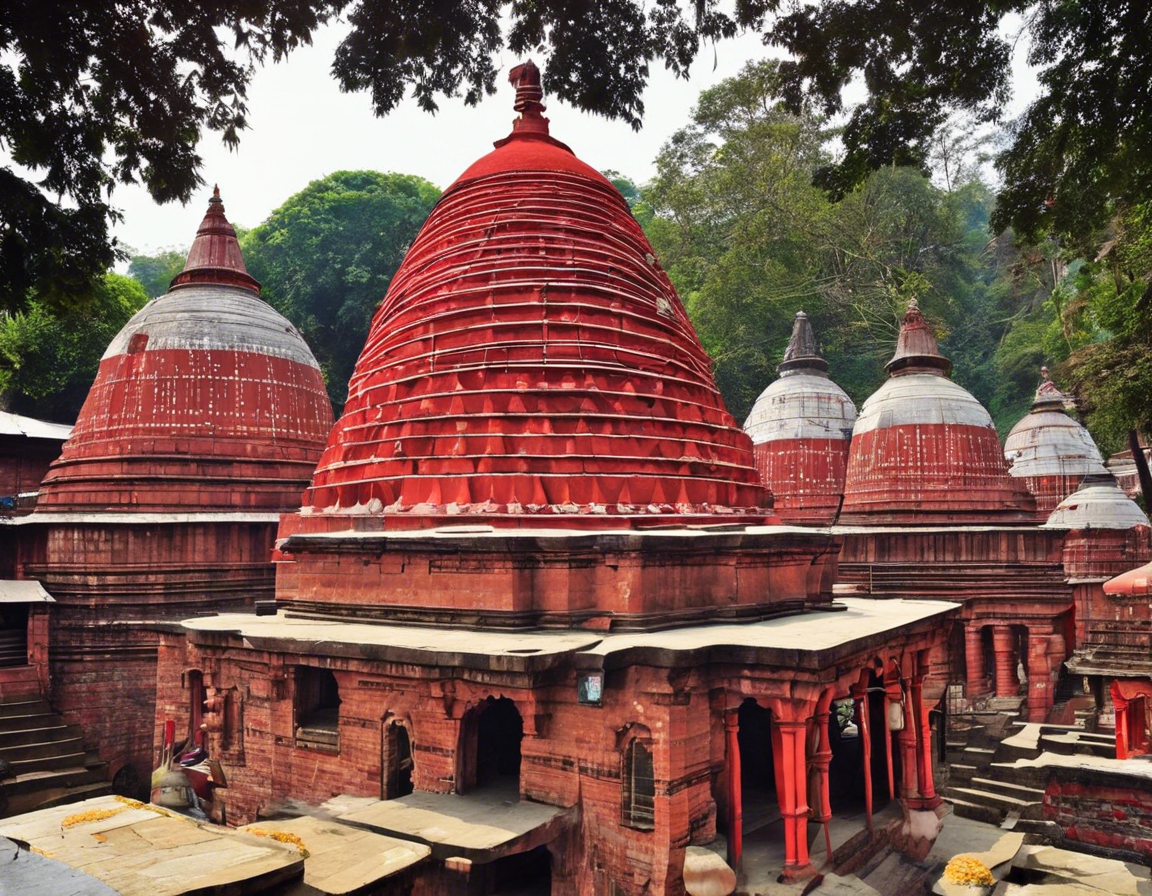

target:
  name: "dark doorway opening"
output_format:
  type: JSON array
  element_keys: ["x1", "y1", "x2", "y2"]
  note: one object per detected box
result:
[
  {"x1": 489, "y1": 843, "x2": 551, "y2": 894},
  {"x1": 462, "y1": 696, "x2": 523, "y2": 795},
  {"x1": 383, "y1": 720, "x2": 414, "y2": 799},
  {"x1": 828, "y1": 698, "x2": 865, "y2": 813},
  {"x1": 0, "y1": 603, "x2": 27, "y2": 667},
  {"x1": 737, "y1": 698, "x2": 776, "y2": 833}
]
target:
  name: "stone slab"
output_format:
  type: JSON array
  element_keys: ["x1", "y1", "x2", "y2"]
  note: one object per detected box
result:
[
  {"x1": 0, "y1": 796, "x2": 303, "y2": 895},
  {"x1": 1013, "y1": 844, "x2": 1151, "y2": 894},
  {"x1": 336, "y1": 791, "x2": 572, "y2": 862},
  {"x1": 238, "y1": 815, "x2": 429, "y2": 895}
]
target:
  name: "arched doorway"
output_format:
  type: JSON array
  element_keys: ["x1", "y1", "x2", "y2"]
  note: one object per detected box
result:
[
  {"x1": 460, "y1": 696, "x2": 522, "y2": 795},
  {"x1": 382, "y1": 720, "x2": 414, "y2": 799}
]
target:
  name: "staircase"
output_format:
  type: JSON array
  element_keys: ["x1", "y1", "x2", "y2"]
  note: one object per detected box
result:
[
  {"x1": 0, "y1": 698, "x2": 111, "y2": 817},
  {"x1": 0, "y1": 630, "x2": 27, "y2": 668}
]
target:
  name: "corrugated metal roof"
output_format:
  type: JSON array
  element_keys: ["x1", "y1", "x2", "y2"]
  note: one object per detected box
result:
[
  {"x1": 0, "y1": 580, "x2": 55, "y2": 603},
  {"x1": 1043, "y1": 475, "x2": 1149, "y2": 530},
  {"x1": 0, "y1": 411, "x2": 71, "y2": 441}
]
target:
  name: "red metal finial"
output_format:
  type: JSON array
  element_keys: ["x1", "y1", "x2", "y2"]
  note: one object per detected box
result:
[{"x1": 169, "y1": 185, "x2": 260, "y2": 292}]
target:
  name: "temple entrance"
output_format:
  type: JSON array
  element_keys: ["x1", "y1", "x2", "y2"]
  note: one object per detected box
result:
[
  {"x1": 382, "y1": 720, "x2": 414, "y2": 799},
  {"x1": 0, "y1": 603, "x2": 27, "y2": 667},
  {"x1": 459, "y1": 696, "x2": 523, "y2": 795},
  {"x1": 737, "y1": 699, "x2": 776, "y2": 833},
  {"x1": 828, "y1": 698, "x2": 865, "y2": 813},
  {"x1": 489, "y1": 844, "x2": 551, "y2": 895}
]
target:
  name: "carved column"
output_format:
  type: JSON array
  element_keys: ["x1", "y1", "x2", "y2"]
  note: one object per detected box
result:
[
  {"x1": 964, "y1": 624, "x2": 987, "y2": 698},
  {"x1": 724, "y1": 709, "x2": 742, "y2": 868},
  {"x1": 898, "y1": 675, "x2": 920, "y2": 805},
  {"x1": 912, "y1": 662, "x2": 939, "y2": 808},
  {"x1": 810, "y1": 694, "x2": 834, "y2": 863},
  {"x1": 772, "y1": 717, "x2": 813, "y2": 879},
  {"x1": 992, "y1": 625, "x2": 1017, "y2": 698}
]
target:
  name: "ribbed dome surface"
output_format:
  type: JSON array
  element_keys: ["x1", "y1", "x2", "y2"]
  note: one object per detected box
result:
[
  {"x1": 37, "y1": 192, "x2": 333, "y2": 512},
  {"x1": 302, "y1": 77, "x2": 769, "y2": 528},
  {"x1": 1005, "y1": 371, "x2": 1106, "y2": 514},
  {"x1": 745, "y1": 313, "x2": 856, "y2": 524},
  {"x1": 840, "y1": 301, "x2": 1034, "y2": 524}
]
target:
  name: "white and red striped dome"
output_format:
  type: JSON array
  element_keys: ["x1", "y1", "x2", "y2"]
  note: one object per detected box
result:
[
  {"x1": 744, "y1": 312, "x2": 856, "y2": 524},
  {"x1": 840, "y1": 300, "x2": 1035, "y2": 524},
  {"x1": 1004, "y1": 369, "x2": 1106, "y2": 516},
  {"x1": 36, "y1": 190, "x2": 333, "y2": 512},
  {"x1": 296, "y1": 62, "x2": 770, "y2": 530}
]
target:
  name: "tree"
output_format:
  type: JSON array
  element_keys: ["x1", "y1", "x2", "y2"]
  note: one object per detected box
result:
[
  {"x1": 645, "y1": 62, "x2": 1009, "y2": 422},
  {"x1": 127, "y1": 249, "x2": 187, "y2": 300},
  {"x1": 242, "y1": 170, "x2": 440, "y2": 410},
  {"x1": 0, "y1": 273, "x2": 148, "y2": 422}
]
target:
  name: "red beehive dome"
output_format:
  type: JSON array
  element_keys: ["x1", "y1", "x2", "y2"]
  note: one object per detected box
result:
[
  {"x1": 744, "y1": 312, "x2": 856, "y2": 524},
  {"x1": 839, "y1": 300, "x2": 1035, "y2": 524},
  {"x1": 1004, "y1": 367, "x2": 1107, "y2": 515},
  {"x1": 300, "y1": 63, "x2": 770, "y2": 529},
  {"x1": 36, "y1": 189, "x2": 334, "y2": 512}
]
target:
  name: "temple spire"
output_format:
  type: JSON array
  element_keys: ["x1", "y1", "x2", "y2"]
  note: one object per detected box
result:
[
  {"x1": 169, "y1": 186, "x2": 260, "y2": 293},
  {"x1": 778, "y1": 311, "x2": 828, "y2": 376},
  {"x1": 886, "y1": 297, "x2": 952, "y2": 376},
  {"x1": 1032, "y1": 364, "x2": 1068, "y2": 409},
  {"x1": 508, "y1": 60, "x2": 549, "y2": 137}
]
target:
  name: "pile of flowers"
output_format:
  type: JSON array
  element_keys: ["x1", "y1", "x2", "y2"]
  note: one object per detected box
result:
[
  {"x1": 943, "y1": 855, "x2": 995, "y2": 887},
  {"x1": 245, "y1": 827, "x2": 309, "y2": 857},
  {"x1": 60, "y1": 807, "x2": 127, "y2": 829}
]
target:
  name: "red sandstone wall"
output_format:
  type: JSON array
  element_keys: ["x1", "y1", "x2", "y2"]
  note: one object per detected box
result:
[
  {"x1": 275, "y1": 534, "x2": 838, "y2": 628},
  {"x1": 753, "y1": 438, "x2": 849, "y2": 525},
  {"x1": 21, "y1": 521, "x2": 277, "y2": 794},
  {"x1": 0, "y1": 436, "x2": 62, "y2": 500},
  {"x1": 1044, "y1": 776, "x2": 1152, "y2": 858}
]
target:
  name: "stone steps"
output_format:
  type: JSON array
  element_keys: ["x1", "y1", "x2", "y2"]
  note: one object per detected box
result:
[
  {"x1": 0, "y1": 697, "x2": 109, "y2": 817},
  {"x1": 968, "y1": 777, "x2": 1045, "y2": 801}
]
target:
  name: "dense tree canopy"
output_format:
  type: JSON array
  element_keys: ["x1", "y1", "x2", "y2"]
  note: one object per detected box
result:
[
  {"x1": 126, "y1": 249, "x2": 187, "y2": 300},
  {"x1": 0, "y1": 273, "x2": 148, "y2": 422},
  {"x1": 241, "y1": 170, "x2": 440, "y2": 410},
  {"x1": 4, "y1": 1, "x2": 1149, "y2": 325}
]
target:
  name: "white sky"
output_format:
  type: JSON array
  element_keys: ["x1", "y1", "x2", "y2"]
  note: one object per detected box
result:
[{"x1": 104, "y1": 17, "x2": 1039, "y2": 256}]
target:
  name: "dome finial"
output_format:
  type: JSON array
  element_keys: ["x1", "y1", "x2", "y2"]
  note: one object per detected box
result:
[
  {"x1": 169, "y1": 184, "x2": 260, "y2": 293},
  {"x1": 778, "y1": 310, "x2": 828, "y2": 375},
  {"x1": 508, "y1": 60, "x2": 550, "y2": 137},
  {"x1": 886, "y1": 297, "x2": 952, "y2": 376},
  {"x1": 1033, "y1": 363, "x2": 1068, "y2": 408}
]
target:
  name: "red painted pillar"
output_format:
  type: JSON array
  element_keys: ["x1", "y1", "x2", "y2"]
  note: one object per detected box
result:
[
  {"x1": 772, "y1": 717, "x2": 813, "y2": 879},
  {"x1": 1112, "y1": 681, "x2": 1130, "y2": 760},
  {"x1": 811, "y1": 694, "x2": 834, "y2": 864},
  {"x1": 992, "y1": 625, "x2": 1017, "y2": 698},
  {"x1": 725, "y1": 710, "x2": 742, "y2": 868},
  {"x1": 964, "y1": 624, "x2": 987, "y2": 698},
  {"x1": 851, "y1": 680, "x2": 873, "y2": 834},
  {"x1": 912, "y1": 666, "x2": 940, "y2": 808}
]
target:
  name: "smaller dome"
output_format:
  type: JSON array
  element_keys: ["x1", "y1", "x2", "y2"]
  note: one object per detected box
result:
[
  {"x1": 745, "y1": 313, "x2": 856, "y2": 524},
  {"x1": 1105, "y1": 559, "x2": 1152, "y2": 597},
  {"x1": 1005, "y1": 368, "x2": 1107, "y2": 515},
  {"x1": 840, "y1": 300, "x2": 1034, "y2": 524},
  {"x1": 1044, "y1": 473, "x2": 1149, "y2": 530}
]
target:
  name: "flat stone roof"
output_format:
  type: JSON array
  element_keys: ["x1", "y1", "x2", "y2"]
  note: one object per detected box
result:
[
  {"x1": 0, "y1": 796, "x2": 303, "y2": 895},
  {"x1": 183, "y1": 597, "x2": 958, "y2": 673},
  {"x1": 13, "y1": 511, "x2": 282, "y2": 526},
  {"x1": 335, "y1": 790, "x2": 572, "y2": 862},
  {"x1": 237, "y1": 814, "x2": 429, "y2": 893}
]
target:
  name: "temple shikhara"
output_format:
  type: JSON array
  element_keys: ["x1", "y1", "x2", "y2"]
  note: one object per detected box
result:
[{"x1": 2, "y1": 62, "x2": 1152, "y2": 896}]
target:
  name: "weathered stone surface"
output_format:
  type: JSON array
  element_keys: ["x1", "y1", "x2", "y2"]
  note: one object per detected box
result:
[{"x1": 681, "y1": 845, "x2": 736, "y2": 896}]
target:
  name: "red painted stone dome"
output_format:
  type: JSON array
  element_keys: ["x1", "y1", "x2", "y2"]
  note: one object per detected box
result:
[
  {"x1": 36, "y1": 189, "x2": 334, "y2": 512},
  {"x1": 839, "y1": 300, "x2": 1035, "y2": 524},
  {"x1": 744, "y1": 313, "x2": 856, "y2": 524},
  {"x1": 1004, "y1": 368, "x2": 1107, "y2": 515},
  {"x1": 299, "y1": 63, "x2": 770, "y2": 529}
]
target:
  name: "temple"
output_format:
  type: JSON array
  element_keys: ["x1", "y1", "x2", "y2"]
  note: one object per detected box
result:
[
  {"x1": 1, "y1": 60, "x2": 1151, "y2": 896},
  {"x1": 14, "y1": 188, "x2": 333, "y2": 798}
]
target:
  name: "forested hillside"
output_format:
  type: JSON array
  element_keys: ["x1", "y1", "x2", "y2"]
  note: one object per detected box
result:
[{"x1": 2, "y1": 62, "x2": 1148, "y2": 461}]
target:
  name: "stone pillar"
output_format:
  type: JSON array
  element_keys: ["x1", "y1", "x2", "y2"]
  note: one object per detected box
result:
[
  {"x1": 964, "y1": 624, "x2": 987, "y2": 698},
  {"x1": 992, "y1": 625, "x2": 1017, "y2": 698},
  {"x1": 851, "y1": 680, "x2": 873, "y2": 834},
  {"x1": 724, "y1": 710, "x2": 742, "y2": 868},
  {"x1": 912, "y1": 665, "x2": 939, "y2": 808},
  {"x1": 810, "y1": 695, "x2": 834, "y2": 864},
  {"x1": 771, "y1": 718, "x2": 813, "y2": 880},
  {"x1": 1025, "y1": 627, "x2": 1053, "y2": 722}
]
